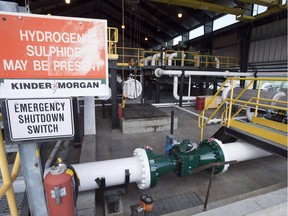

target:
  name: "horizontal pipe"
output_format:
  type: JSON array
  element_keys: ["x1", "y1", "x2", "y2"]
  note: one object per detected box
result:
[
  {"x1": 155, "y1": 68, "x2": 288, "y2": 78},
  {"x1": 72, "y1": 148, "x2": 150, "y2": 191},
  {"x1": 152, "y1": 102, "x2": 195, "y2": 108},
  {"x1": 216, "y1": 139, "x2": 271, "y2": 173}
]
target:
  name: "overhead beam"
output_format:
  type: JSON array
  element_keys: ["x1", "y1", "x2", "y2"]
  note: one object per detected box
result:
[
  {"x1": 237, "y1": 4, "x2": 287, "y2": 21},
  {"x1": 148, "y1": 0, "x2": 243, "y2": 15},
  {"x1": 237, "y1": 0, "x2": 280, "y2": 7}
]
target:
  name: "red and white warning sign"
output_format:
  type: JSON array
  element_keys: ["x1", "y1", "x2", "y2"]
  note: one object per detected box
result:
[{"x1": 0, "y1": 12, "x2": 109, "y2": 98}]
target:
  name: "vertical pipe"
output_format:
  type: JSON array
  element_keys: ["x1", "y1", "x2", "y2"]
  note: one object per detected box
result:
[
  {"x1": 140, "y1": 69, "x2": 144, "y2": 99},
  {"x1": 188, "y1": 76, "x2": 192, "y2": 98},
  {"x1": 179, "y1": 71, "x2": 185, "y2": 107}
]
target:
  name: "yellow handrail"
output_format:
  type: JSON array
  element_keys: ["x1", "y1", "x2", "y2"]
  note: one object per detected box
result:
[
  {"x1": 107, "y1": 27, "x2": 119, "y2": 60},
  {"x1": 0, "y1": 130, "x2": 20, "y2": 216},
  {"x1": 198, "y1": 77, "x2": 288, "y2": 141}
]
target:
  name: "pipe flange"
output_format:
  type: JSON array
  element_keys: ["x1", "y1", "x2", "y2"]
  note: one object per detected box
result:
[
  {"x1": 212, "y1": 139, "x2": 229, "y2": 173},
  {"x1": 133, "y1": 148, "x2": 151, "y2": 189},
  {"x1": 201, "y1": 138, "x2": 226, "y2": 174}
]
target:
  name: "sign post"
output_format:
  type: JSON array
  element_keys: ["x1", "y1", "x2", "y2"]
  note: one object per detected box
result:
[
  {"x1": 17, "y1": 143, "x2": 49, "y2": 216},
  {"x1": 0, "y1": 11, "x2": 109, "y2": 215}
]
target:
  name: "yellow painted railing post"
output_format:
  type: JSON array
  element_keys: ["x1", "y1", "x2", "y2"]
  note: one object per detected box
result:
[
  {"x1": 255, "y1": 80, "x2": 262, "y2": 117},
  {"x1": 0, "y1": 131, "x2": 19, "y2": 216}
]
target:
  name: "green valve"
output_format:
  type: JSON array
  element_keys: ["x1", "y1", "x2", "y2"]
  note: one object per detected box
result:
[
  {"x1": 145, "y1": 138, "x2": 226, "y2": 187},
  {"x1": 146, "y1": 149, "x2": 177, "y2": 187}
]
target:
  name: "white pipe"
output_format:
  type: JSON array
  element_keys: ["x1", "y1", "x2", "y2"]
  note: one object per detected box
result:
[
  {"x1": 155, "y1": 68, "x2": 288, "y2": 78},
  {"x1": 144, "y1": 56, "x2": 153, "y2": 66},
  {"x1": 246, "y1": 107, "x2": 254, "y2": 122},
  {"x1": 167, "y1": 52, "x2": 177, "y2": 66},
  {"x1": 152, "y1": 102, "x2": 195, "y2": 108},
  {"x1": 73, "y1": 148, "x2": 150, "y2": 191},
  {"x1": 188, "y1": 76, "x2": 192, "y2": 98},
  {"x1": 215, "y1": 139, "x2": 271, "y2": 173},
  {"x1": 173, "y1": 76, "x2": 197, "y2": 101},
  {"x1": 151, "y1": 53, "x2": 160, "y2": 66}
]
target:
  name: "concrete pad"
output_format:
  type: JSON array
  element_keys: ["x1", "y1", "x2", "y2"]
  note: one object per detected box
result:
[
  {"x1": 193, "y1": 187, "x2": 287, "y2": 216},
  {"x1": 120, "y1": 104, "x2": 178, "y2": 134}
]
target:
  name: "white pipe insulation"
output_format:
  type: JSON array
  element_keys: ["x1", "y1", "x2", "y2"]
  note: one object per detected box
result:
[
  {"x1": 167, "y1": 52, "x2": 177, "y2": 66},
  {"x1": 151, "y1": 53, "x2": 161, "y2": 66},
  {"x1": 71, "y1": 140, "x2": 271, "y2": 192},
  {"x1": 155, "y1": 68, "x2": 288, "y2": 78},
  {"x1": 155, "y1": 68, "x2": 255, "y2": 77},
  {"x1": 173, "y1": 76, "x2": 196, "y2": 101},
  {"x1": 216, "y1": 139, "x2": 271, "y2": 173},
  {"x1": 73, "y1": 148, "x2": 151, "y2": 192}
]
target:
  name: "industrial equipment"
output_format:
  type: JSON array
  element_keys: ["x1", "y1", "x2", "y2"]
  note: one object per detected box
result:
[{"x1": 72, "y1": 137, "x2": 270, "y2": 192}]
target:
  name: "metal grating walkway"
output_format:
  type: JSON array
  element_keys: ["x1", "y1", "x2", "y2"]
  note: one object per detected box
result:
[
  {"x1": 131, "y1": 192, "x2": 203, "y2": 216},
  {"x1": 0, "y1": 192, "x2": 25, "y2": 216}
]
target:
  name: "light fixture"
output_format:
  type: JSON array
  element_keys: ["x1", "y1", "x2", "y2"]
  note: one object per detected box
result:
[
  {"x1": 121, "y1": 25, "x2": 125, "y2": 29},
  {"x1": 178, "y1": 12, "x2": 182, "y2": 18},
  {"x1": 65, "y1": 0, "x2": 70, "y2": 4},
  {"x1": 145, "y1": 37, "x2": 148, "y2": 41}
]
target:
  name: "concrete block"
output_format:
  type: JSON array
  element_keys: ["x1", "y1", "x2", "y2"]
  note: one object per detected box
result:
[{"x1": 121, "y1": 117, "x2": 178, "y2": 134}]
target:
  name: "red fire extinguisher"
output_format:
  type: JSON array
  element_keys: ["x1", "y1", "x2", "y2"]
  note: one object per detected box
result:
[{"x1": 44, "y1": 163, "x2": 79, "y2": 216}]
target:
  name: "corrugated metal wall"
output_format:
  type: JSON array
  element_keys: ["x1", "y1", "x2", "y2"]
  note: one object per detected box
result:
[
  {"x1": 212, "y1": 33, "x2": 241, "y2": 57},
  {"x1": 248, "y1": 18, "x2": 287, "y2": 66}
]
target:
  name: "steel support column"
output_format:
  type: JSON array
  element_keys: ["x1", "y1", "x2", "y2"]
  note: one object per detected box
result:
[{"x1": 18, "y1": 143, "x2": 48, "y2": 216}]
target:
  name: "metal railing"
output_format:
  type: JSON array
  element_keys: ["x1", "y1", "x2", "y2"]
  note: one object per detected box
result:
[
  {"x1": 107, "y1": 27, "x2": 119, "y2": 60},
  {"x1": 116, "y1": 47, "x2": 145, "y2": 67},
  {"x1": 0, "y1": 129, "x2": 21, "y2": 216},
  {"x1": 198, "y1": 77, "x2": 288, "y2": 141},
  {"x1": 107, "y1": 27, "x2": 238, "y2": 68}
]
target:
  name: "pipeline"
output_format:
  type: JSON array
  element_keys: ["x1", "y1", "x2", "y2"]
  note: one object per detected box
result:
[
  {"x1": 154, "y1": 68, "x2": 288, "y2": 78},
  {"x1": 72, "y1": 137, "x2": 270, "y2": 192}
]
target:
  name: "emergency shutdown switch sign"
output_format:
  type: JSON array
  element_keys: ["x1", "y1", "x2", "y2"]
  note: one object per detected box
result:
[
  {"x1": 5, "y1": 98, "x2": 74, "y2": 141},
  {"x1": 0, "y1": 12, "x2": 109, "y2": 98}
]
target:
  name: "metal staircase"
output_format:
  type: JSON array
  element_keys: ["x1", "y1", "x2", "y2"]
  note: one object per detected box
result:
[{"x1": 199, "y1": 77, "x2": 288, "y2": 158}]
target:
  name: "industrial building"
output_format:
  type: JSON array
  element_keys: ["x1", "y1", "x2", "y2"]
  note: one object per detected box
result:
[{"x1": 0, "y1": 0, "x2": 287, "y2": 216}]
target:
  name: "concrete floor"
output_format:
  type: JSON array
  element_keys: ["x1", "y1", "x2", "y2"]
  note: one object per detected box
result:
[{"x1": 88, "y1": 104, "x2": 287, "y2": 215}]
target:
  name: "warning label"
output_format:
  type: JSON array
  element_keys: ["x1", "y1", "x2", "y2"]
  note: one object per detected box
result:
[
  {"x1": 5, "y1": 98, "x2": 74, "y2": 141},
  {"x1": 0, "y1": 12, "x2": 107, "y2": 79},
  {"x1": 0, "y1": 12, "x2": 110, "y2": 98}
]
